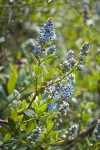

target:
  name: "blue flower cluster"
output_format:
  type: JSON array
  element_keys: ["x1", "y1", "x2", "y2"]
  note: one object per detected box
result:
[
  {"x1": 61, "y1": 61, "x2": 70, "y2": 72},
  {"x1": 77, "y1": 41, "x2": 90, "y2": 71},
  {"x1": 58, "y1": 101, "x2": 69, "y2": 116},
  {"x1": 94, "y1": 119, "x2": 100, "y2": 141},
  {"x1": 32, "y1": 18, "x2": 56, "y2": 57},
  {"x1": 47, "y1": 45, "x2": 57, "y2": 55},
  {"x1": 67, "y1": 73, "x2": 75, "y2": 84},
  {"x1": 42, "y1": 83, "x2": 74, "y2": 111},
  {"x1": 66, "y1": 50, "x2": 74, "y2": 59},
  {"x1": 28, "y1": 126, "x2": 41, "y2": 142},
  {"x1": 37, "y1": 18, "x2": 56, "y2": 44},
  {"x1": 54, "y1": 91, "x2": 61, "y2": 102},
  {"x1": 61, "y1": 84, "x2": 74, "y2": 100},
  {"x1": 60, "y1": 42, "x2": 89, "y2": 73},
  {"x1": 55, "y1": 101, "x2": 76, "y2": 126},
  {"x1": 42, "y1": 83, "x2": 61, "y2": 101},
  {"x1": 43, "y1": 84, "x2": 61, "y2": 110},
  {"x1": 66, "y1": 50, "x2": 76, "y2": 67},
  {"x1": 42, "y1": 89, "x2": 49, "y2": 99},
  {"x1": 32, "y1": 43, "x2": 42, "y2": 56},
  {"x1": 35, "y1": 20, "x2": 89, "y2": 117},
  {"x1": 80, "y1": 41, "x2": 89, "y2": 55},
  {"x1": 48, "y1": 102, "x2": 57, "y2": 110},
  {"x1": 67, "y1": 124, "x2": 78, "y2": 141},
  {"x1": 60, "y1": 50, "x2": 76, "y2": 73},
  {"x1": 76, "y1": 65, "x2": 84, "y2": 71}
]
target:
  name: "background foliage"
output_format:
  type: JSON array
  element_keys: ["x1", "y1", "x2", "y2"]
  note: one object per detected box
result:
[{"x1": 0, "y1": 0, "x2": 100, "y2": 150}]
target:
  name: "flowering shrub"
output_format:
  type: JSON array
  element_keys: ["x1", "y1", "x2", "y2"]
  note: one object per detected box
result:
[{"x1": 0, "y1": 18, "x2": 92, "y2": 150}]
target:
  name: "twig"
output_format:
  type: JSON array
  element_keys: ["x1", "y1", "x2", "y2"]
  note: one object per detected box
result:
[{"x1": 0, "y1": 119, "x2": 8, "y2": 125}]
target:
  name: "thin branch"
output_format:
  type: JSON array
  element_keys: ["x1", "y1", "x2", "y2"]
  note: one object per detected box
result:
[{"x1": 0, "y1": 119, "x2": 8, "y2": 125}]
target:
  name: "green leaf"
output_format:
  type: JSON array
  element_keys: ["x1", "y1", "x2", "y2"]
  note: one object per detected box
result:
[
  {"x1": 92, "y1": 142, "x2": 100, "y2": 150},
  {"x1": 24, "y1": 109, "x2": 38, "y2": 118},
  {"x1": 44, "y1": 54, "x2": 57, "y2": 63},
  {"x1": 35, "y1": 66, "x2": 43, "y2": 76},
  {"x1": 43, "y1": 69, "x2": 55, "y2": 81},
  {"x1": 3, "y1": 139, "x2": 19, "y2": 147},
  {"x1": 20, "y1": 122, "x2": 26, "y2": 131},
  {"x1": 31, "y1": 53, "x2": 38, "y2": 64},
  {"x1": 86, "y1": 102, "x2": 95, "y2": 109},
  {"x1": 8, "y1": 118, "x2": 18, "y2": 134},
  {"x1": 44, "y1": 68, "x2": 63, "y2": 82},
  {"x1": 4, "y1": 134, "x2": 11, "y2": 142},
  {"x1": 82, "y1": 110, "x2": 90, "y2": 122},
  {"x1": 27, "y1": 121, "x2": 35, "y2": 133},
  {"x1": 32, "y1": 101, "x2": 39, "y2": 113},
  {"x1": 86, "y1": 137, "x2": 91, "y2": 146},
  {"x1": 32, "y1": 64, "x2": 43, "y2": 76},
  {"x1": 39, "y1": 104, "x2": 47, "y2": 112},
  {"x1": 22, "y1": 100, "x2": 27, "y2": 109},
  {"x1": 8, "y1": 118, "x2": 15, "y2": 127},
  {"x1": 11, "y1": 108, "x2": 18, "y2": 122},
  {"x1": 0, "y1": 85, "x2": 7, "y2": 100},
  {"x1": 55, "y1": 131, "x2": 58, "y2": 141},
  {"x1": 7, "y1": 67, "x2": 18, "y2": 94},
  {"x1": 37, "y1": 94, "x2": 42, "y2": 107},
  {"x1": 77, "y1": 143, "x2": 83, "y2": 150},
  {"x1": 55, "y1": 68, "x2": 64, "y2": 76},
  {"x1": 38, "y1": 94, "x2": 42, "y2": 102},
  {"x1": 17, "y1": 69, "x2": 25, "y2": 86},
  {"x1": 40, "y1": 67, "x2": 47, "y2": 84},
  {"x1": 47, "y1": 122, "x2": 54, "y2": 132}
]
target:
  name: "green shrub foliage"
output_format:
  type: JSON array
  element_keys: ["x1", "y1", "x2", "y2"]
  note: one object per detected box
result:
[{"x1": 0, "y1": 1, "x2": 100, "y2": 150}]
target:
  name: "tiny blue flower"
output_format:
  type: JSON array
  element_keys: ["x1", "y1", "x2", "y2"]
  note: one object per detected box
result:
[
  {"x1": 53, "y1": 91, "x2": 61, "y2": 102},
  {"x1": 78, "y1": 53, "x2": 84, "y2": 62},
  {"x1": 66, "y1": 50, "x2": 74, "y2": 59},
  {"x1": 68, "y1": 57, "x2": 76, "y2": 67},
  {"x1": 68, "y1": 74, "x2": 75, "y2": 84},
  {"x1": 32, "y1": 43, "x2": 41, "y2": 56},
  {"x1": 47, "y1": 45, "x2": 57, "y2": 55},
  {"x1": 63, "y1": 60, "x2": 71, "y2": 71},
  {"x1": 48, "y1": 102, "x2": 57, "y2": 110},
  {"x1": 81, "y1": 42, "x2": 89, "y2": 55},
  {"x1": 49, "y1": 85, "x2": 56, "y2": 92},
  {"x1": 77, "y1": 65, "x2": 84, "y2": 71},
  {"x1": 42, "y1": 90, "x2": 48, "y2": 99}
]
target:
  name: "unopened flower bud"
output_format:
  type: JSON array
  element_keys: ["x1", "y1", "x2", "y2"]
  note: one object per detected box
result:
[{"x1": 13, "y1": 89, "x2": 20, "y2": 100}]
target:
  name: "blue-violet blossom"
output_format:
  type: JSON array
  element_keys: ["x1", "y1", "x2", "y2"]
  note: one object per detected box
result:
[
  {"x1": 32, "y1": 43, "x2": 41, "y2": 56},
  {"x1": 47, "y1": 45, "x2": 57, "y2": 55},
  {"x1": 48, "y1": 102, "x2": 57, "y2": 110},
  {"x1": 61, "y1": 84, "x2": 74, "y2": 100},
  {"x1": 37, "y1": 18, "x2": 56, "y2": 44}
]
